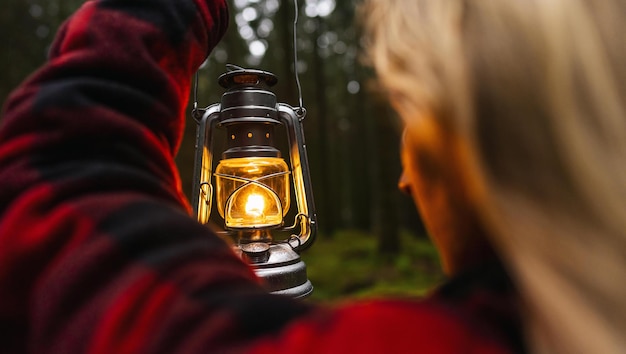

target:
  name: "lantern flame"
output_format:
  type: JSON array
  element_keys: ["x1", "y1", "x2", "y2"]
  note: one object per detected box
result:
[{"x1": 245, "y1": 193, "x2": 265, "y2": 218}]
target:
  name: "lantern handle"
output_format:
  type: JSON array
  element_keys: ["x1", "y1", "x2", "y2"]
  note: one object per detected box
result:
[
  {"x1": 292, "y1": 0, "x2": 304, "y2": 114},
  {"x1": 192, "y1": 71, "x2": 205, "y2": 124},
  {"x1": 278, "y1": 104, "x2": 317, "y2": 252},
  {"x1": 192, "y1": 104, "x2": 221, "y2": 223},
  {"x1": 192, "y1": 104, "x2": 206, "y2": 124}
]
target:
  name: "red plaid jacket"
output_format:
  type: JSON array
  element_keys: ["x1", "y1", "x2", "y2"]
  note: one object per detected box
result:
[{"x1": 0, "y1": 0, "x2": 522, "y2": 353}]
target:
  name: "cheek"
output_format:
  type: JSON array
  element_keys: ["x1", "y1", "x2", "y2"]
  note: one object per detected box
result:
[
  {"x1": 415, "y1": 146, "x2": 444, "y2": 187},
  {"x1": 401, "y1": 129, "x2": 460, "y2": 221},
  {"x1": 400, "y1": 150, "x2": 437, "y2": 233},
  {"x1": 403, "y1": 146, "x2": 446, "y2": 214},
  {"x1": 401, "y1": 129, "x2": 445, "y2": 199}
]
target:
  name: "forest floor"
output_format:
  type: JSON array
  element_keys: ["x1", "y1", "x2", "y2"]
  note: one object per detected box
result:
[{"x1": 302, "y1": 230, "x2": 445, "y2": 303}]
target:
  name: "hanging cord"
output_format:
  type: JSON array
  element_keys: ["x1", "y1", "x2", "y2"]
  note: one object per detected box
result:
[
  {"x1": 293, "y1": 0, "x2": 306, "y2": 118},
  {"x1": 192, "y1": 70, "x2": 202, "y2": 123}
]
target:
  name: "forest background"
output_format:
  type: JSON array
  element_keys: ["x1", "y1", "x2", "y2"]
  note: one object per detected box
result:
[{"x1": 0, "y1": 0, "x2": 444, "y2": 301}]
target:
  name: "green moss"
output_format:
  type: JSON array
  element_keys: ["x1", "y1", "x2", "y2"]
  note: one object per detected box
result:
[{"x1": 301, "y1": 230, "x2": 445, "y2": 303}]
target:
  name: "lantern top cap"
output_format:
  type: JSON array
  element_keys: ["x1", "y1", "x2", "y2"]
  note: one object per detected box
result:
[{"x1": 219, "y1": 65, "x2": 278, "y2": 89}]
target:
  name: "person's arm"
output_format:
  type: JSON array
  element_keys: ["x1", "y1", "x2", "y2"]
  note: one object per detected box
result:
[{"x1": 0, "y1": 1, "x2": 312, "y2": 352}]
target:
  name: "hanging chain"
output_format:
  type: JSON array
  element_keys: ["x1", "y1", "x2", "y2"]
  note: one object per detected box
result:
[{"x1": 293, "y1": 0, "x2": 306, "y2": 118}]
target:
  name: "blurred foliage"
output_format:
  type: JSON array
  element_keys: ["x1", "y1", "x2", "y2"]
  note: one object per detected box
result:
[
  {"x1": 303, "y1": 229, "x2": 445, "y2": 303},
  {"x1": 0, "y1": 0, "x2": 79, "y2": 105}
]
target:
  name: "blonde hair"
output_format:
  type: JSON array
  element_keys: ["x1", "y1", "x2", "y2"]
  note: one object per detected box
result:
[{"x1": 363, "y1": 0, "x2": 626, "y2": 352}]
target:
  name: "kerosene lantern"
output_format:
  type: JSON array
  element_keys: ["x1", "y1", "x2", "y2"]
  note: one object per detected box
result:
[{"x1": 191, "y1": 65, "x2": 317, "y2": 298}]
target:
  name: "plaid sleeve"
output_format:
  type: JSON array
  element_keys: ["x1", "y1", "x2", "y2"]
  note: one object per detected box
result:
[{"x1": 0, "y1": 1, "x2": 313, "y2": 353}]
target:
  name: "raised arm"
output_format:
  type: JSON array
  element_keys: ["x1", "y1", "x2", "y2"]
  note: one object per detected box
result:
[{"x1": 0, "y1": 1, "x2": 313, "y2": 352}]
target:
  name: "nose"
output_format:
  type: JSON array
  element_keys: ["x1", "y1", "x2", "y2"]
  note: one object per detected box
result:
[{"x1": 398, "y1": 171, "x2": 412, "y2": 196}]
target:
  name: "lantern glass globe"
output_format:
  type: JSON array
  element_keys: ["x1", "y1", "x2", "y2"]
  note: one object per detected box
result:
[{"x1": 215, "y1": 157, "x2": 290, "y2": 229}]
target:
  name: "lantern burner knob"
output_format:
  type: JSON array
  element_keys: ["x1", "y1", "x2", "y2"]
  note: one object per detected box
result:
[{"x1": 241, "y1": 242, "x2": 271, "y2": 264}]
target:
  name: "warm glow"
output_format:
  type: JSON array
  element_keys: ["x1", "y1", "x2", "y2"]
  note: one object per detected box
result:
[
  {"x1": 245, "y1": 193, "x2": 265, "y2": 218},
  {"x1": 215, "y1": 157, "x2": 290, "y2": 229}
]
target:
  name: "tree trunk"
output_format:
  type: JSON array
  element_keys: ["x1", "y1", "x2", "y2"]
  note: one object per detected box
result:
[
  {"x1": 372, "y1": 103, "x2": 401, "y2": 255},
  {"x1": 310, "y1": 16, "x2": 337, "y2": 236}
]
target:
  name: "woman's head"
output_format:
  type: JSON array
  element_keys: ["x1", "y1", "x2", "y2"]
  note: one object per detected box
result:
[{"x1": 363, "y1": 0, "x2": 626, "y2": 351}]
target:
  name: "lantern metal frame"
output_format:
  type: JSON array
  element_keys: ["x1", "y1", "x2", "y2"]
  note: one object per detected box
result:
[{"x1": 191, "y1": 67, "x2": 317, "y2": 297}]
